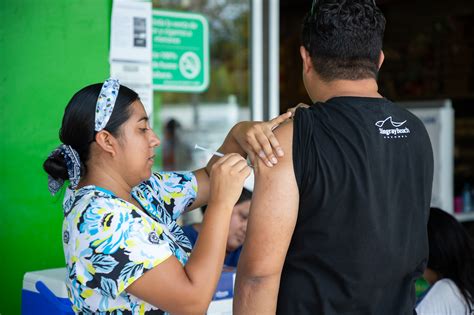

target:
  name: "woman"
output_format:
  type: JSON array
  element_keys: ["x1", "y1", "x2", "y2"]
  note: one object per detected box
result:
[
  {"x1": 43, "y1": 79, "x2": 290, "y2": 314},
  {"x1": 416, "y1": 207, "x2": 474, "y2": 314}
]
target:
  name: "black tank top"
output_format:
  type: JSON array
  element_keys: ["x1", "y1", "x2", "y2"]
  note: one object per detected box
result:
[{"x1": 277, "y1": 97, "x2": 433, "y2": 315}]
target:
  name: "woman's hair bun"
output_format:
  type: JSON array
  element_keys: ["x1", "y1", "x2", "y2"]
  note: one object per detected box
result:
[{"x1": 43, "y1": 149, "x2": 68, "y2": 181}]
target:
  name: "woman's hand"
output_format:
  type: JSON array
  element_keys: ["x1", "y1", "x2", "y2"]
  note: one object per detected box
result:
[
  {"x1": 232, "y1": 112, "x2": 292, "y2": 168},
  {"x1": 208, "y1": 153, "x2": 251, "y2": 210},
  {"x1": 286, "y1": 103, "x2": 310, "y2": 117}
]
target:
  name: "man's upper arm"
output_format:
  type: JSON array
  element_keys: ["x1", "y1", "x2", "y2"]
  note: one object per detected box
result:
[{"x1": 236, "y1": 122, "x2": 299, "y2": 313}]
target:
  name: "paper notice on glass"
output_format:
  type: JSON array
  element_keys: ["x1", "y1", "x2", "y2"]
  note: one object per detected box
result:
[
  {"x1": 110, "y1": 0, "x2": 154, "y2": 125},
  {"x1": 110, "y1": 0, "x2": 152, "y2": 63},
  {"x1": 110, "y1": 62, "x2": 153, "y2": 118},
  {"x1": 127, "y1": 82, "x2": 154, "y2": 119}
]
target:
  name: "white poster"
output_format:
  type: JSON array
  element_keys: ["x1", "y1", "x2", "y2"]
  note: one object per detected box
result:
[
  {"x1": 110, "y1": 62, "x2": 153, "y2": 117},
  {"x1": 403, "y1": 100, "x2": 454, "y2": 213},
  {"x1": 110, "y1": 0, "x2": 153, "y2": 123},
  {"x1": 110, "y1": 0, "x2": 152, "y2": 63}
]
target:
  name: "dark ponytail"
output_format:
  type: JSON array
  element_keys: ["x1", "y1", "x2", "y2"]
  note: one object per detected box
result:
[
  {"x1": 43, "y1": 82, "x2": 139, "y2": 181},
  {"x1": 43, "y1": 149, "x2": 70, "y2": 182}
]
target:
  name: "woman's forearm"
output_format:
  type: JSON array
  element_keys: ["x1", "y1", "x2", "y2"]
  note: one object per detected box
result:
[{"x1": 181, "y1": 200, "x2": 234, "y2": 313}]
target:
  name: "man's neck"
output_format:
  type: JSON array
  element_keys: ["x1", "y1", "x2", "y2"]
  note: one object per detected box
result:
[{"x1": 311, "y1": 78, "x2": 382, "y2": 103}]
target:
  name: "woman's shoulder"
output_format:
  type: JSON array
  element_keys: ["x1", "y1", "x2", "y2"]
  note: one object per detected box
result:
[
  {"x1": 147, "y1": 171, "x2": 196, "y2": 186},
  {"x1": 141, "y1": 171, "x2": 198, "y2": 220},
  {"x1": 141, "y1": 171, "x2": 197, "y2": 199},
  {"x1": 429, "y1": 278, "x2": 463, "y2": 297},
  {"x1": 416, "y1": 278, "x2": 469, "y2": 314},
  {"x1": 65, "y1": 186, "x2": 132, "y2": 216}
]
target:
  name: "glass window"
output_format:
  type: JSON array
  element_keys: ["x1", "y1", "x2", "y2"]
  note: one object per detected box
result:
[{"x1": 153, "y1": 0, "x2": 250, "y2": 172}]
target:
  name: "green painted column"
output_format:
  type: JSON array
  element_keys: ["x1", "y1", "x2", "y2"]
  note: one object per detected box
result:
[{"x1": 0, "y1": 1, "x2": 111, "y2": 313}]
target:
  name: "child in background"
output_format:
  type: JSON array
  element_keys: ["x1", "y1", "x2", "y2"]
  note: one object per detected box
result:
[{"x1": 183, "y1": 187, "x2": 252, "y2": 267}]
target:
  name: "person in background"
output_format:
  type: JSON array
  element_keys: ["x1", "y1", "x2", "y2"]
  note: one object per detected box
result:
[
  {"x1": 162, "y1": 118, "x2": 192, "y2": 171},
  {"x1": 161, "y1": 118, "x2": 180, "y2": 170},
  {"x1": 416, "y1": 207, "x2": 474, "y2": 314},
  {"x1": 183, "y1": 187, "x2": 252, "y2": 268},
  {"x1": 43, "y1": 79, "x2": 290, "y2": 314}
]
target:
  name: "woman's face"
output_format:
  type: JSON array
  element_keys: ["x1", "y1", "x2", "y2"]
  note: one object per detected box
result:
[
  {"x1": 115, "y1": 100, "x2": 160, "y2": 186},
  {"x1": 227, "y1": 200, "x2": 251, "y2": 253}
]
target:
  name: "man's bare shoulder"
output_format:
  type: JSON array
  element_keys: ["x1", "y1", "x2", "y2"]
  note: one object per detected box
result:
[{"x1": 273, "y1": 119, "x2": 293, "y2": 140}]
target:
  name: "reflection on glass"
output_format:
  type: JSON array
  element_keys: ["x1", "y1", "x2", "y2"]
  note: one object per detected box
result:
[{"x1": 153, "y1": 0, "x2": 250, "y2": 172}]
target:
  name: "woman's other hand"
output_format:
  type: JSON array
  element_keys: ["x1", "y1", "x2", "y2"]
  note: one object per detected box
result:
[
  {"x1": 208, "y1": 153, "x2": 251, "y2": 209},
  {"x1": 233, "y1": 112, "x2": 292, "y2": 168}
]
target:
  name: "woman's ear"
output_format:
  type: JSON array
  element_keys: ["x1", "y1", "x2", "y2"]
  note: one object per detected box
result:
[{"x1": 95, "y1": 130, "x2": 117, "y2": 157}]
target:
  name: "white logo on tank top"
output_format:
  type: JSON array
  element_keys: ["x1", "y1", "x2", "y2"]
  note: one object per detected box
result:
[{"x1": 375, "y1": 116, "x2": 410, "y2": 139}]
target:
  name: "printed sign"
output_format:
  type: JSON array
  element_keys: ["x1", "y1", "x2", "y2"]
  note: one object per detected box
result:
[{"x1": 152, "y1": 10, "x2": 209, "y2": 92}]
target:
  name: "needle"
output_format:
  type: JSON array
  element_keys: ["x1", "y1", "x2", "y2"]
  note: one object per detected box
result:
[
  {"x1": 194, "y1": 144, "x2": 224, "y2": 157},
  {"x1": 194, "y1": 144, "x2": 255, "y2": 168}
]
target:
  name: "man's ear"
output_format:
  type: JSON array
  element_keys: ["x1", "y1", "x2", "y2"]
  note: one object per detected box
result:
[
  {"x1": 378, "y1": 50, "x2": 385, "y2": 69},
  {"x1": 95, "y1": 130, "x2": 117, "y2": 157},
  {"x1": 300, "y1": 45, "x2": 313, "y2": 74}
]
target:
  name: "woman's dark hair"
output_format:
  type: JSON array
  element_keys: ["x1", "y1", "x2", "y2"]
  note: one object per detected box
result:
[
  {"x1": 236, "y1": 187, "x2": 253, "y2": 205},
  {"x1": 201, "y1": 188, "x2": 253, "y2": 213},
  {"x1": 301, "y1": 0, "x2": 386, "y2": 81},
  {"x1": 43, "y1": 83, "x2": 139, "y2": 181},
  {"x1": 427, "y1": 207, "x2": 474, "y2": 308}
]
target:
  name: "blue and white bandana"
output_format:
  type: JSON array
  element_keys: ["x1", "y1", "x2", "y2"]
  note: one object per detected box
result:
[{"x1": 94, "y1": 78, "x2": 120, "y2": 132}]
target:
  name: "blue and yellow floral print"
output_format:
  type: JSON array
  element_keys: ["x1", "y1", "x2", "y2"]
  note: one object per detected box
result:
[{"x1": 62, "y1": 171, "x2": 197, "y2": 314}]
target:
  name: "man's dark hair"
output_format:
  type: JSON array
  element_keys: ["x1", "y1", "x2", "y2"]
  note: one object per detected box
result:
[{"x1": 301, "y1": 0, "x2": 386, "y2": 81}]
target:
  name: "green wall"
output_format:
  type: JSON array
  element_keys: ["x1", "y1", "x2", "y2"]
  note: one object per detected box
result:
[{"x1": 0, "y1": 1, "x2": 111, "y2": 313}]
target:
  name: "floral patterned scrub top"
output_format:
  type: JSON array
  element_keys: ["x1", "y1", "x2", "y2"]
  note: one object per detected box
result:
[{"x1": 62, "y1": 171, "x2": 197, "y2": 314}]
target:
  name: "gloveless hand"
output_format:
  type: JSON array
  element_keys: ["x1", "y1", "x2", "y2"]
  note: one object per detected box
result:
[
  {"x1": 208, "y1": 153, "x2": 251, "y2": 210},
  {"x1": 233, "y1": 112, "x2": 292, "y2": 168},
  {"x1": 286, "y1": 103, "x2": 310, "y2": 118}
]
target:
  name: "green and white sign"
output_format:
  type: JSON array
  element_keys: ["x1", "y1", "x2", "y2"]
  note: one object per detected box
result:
[{"x1": 152, "y1": 10, "x2": 209, "y2": 92}]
